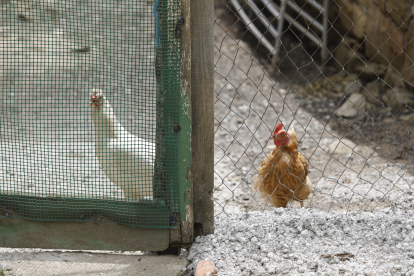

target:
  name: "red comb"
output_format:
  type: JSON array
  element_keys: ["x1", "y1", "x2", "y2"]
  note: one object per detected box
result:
[{"x1": 273, "y1": 123, "x2": 284, "y2": 134}]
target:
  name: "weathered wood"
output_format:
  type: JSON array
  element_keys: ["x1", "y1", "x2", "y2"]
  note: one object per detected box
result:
[
  {"x1": 170, "y1": 0, "x2": 194, "y2": 246},
  {"x1": 191, "y1": 0, "x2": 215, "y2": 236},
  {"x1": 179, "y1": 0, "x2": 194, "y2": 245},
  {"x1": 170, "y1": 224, "x2": 182, "y2": 245},
  {"x1": 0, "y1": 218, "x2": 169, "y2": 251}
]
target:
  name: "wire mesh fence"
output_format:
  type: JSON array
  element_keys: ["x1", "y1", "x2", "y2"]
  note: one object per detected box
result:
[
  {"x1": 0, "y1": 0, "x2": 183, "y2": 228},
  {"x1": 213, "y1": 0, "x2": 414, "y2": 215}
]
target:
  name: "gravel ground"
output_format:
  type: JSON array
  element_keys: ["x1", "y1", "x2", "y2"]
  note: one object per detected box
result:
[{"x1": 186, "y1": 208, "x2": 414, "y2": 276}]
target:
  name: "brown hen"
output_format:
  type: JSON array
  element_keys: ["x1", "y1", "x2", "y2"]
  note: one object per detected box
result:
[{"x1": 254, "y1": 123, "x2": 312, "y2": 208}]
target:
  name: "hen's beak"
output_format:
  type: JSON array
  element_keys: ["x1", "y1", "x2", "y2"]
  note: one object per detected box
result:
[
  {"x1": 270, "y1": 135, "x2": 275, "y2": 140},
  {"x1": 90, "y1": 95, "x2": 97, "y2": 106}
]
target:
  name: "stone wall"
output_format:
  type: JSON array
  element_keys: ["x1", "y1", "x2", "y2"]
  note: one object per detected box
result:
[{"x1": 331, "y1": 0, "x2": 414, "y2": 88}]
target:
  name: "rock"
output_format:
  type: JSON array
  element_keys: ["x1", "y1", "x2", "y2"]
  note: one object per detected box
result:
[
  {"x1": 382, "y1": 67, "x2": 405, "y2": 90},
  {"x1": 336, "y1": 0, "x2": 367, "y2": 40},
  {"x1": 327, "y1": 139, "x2": 356, "y2": 155},
  {"x1": 374, "y1": 0, "x2": 413, "y2": 29},
  {"x1": 333, "y1": 0, "x2": 413, "y2": 85},
  {"x1": 343, "y1": 81, "x2": 362, "y2": 96},
  {"x1": 345, "y1": 55, "x2": 366, "y2": 76},
  {"x1": 402, "y1": 18, "x2": 414, "y2": 87},
  {"x1": 333, "y1": 38, "x2": 366, "y2": 75},
  {"x1": 364, "y1": 81, "x2": 383, "y2": 106},
  {"x1": 394, "y1": 265, "x2": 402, "y2": 270},
  {"x1": 354, "y1": 62, "x2": 386, "y2": 82},
  {"x1": 336, "y1": 0, "x2": 406, "y2": 72},
  {"x1": 336, "y1": 93, "x2": 366, "y2": 117},
  {"x1": 397, "y1": 113, "x2": 414, "y2": 123},
  {"x1": 363, "y1": 4, "x2": 405, "y2": 68},
  {"x1": 334, "y1": 42, "x2": 352, "y2": 69},
  {"x1": 195, "y1": 260, "x2": 216, "y2": 276},
  {"x1": 384, "y1": 88, "x2": 414, "y2": 112}
]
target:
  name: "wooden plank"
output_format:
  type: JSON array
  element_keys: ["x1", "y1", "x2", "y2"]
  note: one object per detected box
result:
[
  {"x1": 179, "y1": 0, "x2": 194, "y2": 245},
  {"x1": 0, "y1": 218, "x2": 169, "y2": 251},
  {"x1": 191, "y1": 0, "x2": 215, "y2": 236},
  {"x1": 170, "y1": 0, "x2": 194, "y2": 246}
]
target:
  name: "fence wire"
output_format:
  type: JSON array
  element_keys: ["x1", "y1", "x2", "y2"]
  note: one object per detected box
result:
[{"x1": 213, "y1": 0, "x2": 414, "y2": 215}]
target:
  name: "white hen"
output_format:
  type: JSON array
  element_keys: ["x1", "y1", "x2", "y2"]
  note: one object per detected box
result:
[{"x1": 90, "y1": 89, "x2": 155, "y2": 200}]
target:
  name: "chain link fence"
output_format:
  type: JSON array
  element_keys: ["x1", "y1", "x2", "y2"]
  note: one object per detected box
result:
[{"x1": 213, "y1": 0, "x2": 414, "y2": 215}]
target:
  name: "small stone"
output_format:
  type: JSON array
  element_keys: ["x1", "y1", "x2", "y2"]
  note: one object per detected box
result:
[
  {"x1": 298, "y1": 267, "x2": 306, "y2": 273},
  {"x1": 327, "y1": 139, "x2": 356, "y2": 156},
  {"x1": 355, "y1": 62, "x2": 386, "y2": 81},
  {"x1": 385, "y1": 87, "x2": 414, "y2": 111},
  {"x1": 265, "y1": 263, "x2": 277, "y2": 273},
  {"x1": 344, "y1": 81, "x2": 362, "y2": 96},
  {"x1": 187, "y1": 250, "x2": 197, "y2": 261},
  {"x1": 334, "y1": 42, "x2": 353, "y2": 67},
  {"x1": 336, "y1": 93, "x2": 366, "y2": 118},
  {"x1": 195, "y1": 260, "x2": 216, "y2": 276},
  {"x1": 364, "y1": 81, "x2": 383, "y2": 106},
  {"x1": 235, "y1": 224, "x2": 248, "y2": 232},
  {"x1": 397, "y1": 113, "x2": 414, "y2": 123},
  {"x1": 382, "y1": 67, "x2": 405, "y2": 90},
  {"x1": 237, "y1": 236, "x2": 248, "y2": 243}
]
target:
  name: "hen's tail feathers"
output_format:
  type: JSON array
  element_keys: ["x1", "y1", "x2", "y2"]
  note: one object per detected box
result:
[
  {"x1": 300, "y1": 176, "x2": 313, "y2": 200},
  {"x1": 305, "y1": 176, "x2": 313, "y2": 191},
  {"x1": 253, "y1": 175, "x2": 270, "y2": 200}
]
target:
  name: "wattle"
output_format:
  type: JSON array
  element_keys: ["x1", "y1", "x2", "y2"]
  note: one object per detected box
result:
[{"x1": 274, "y1": 136, "x2": 289, "y2": 147}]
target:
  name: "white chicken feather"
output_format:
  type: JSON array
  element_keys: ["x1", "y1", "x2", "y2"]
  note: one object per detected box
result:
[{"x1": 90, "y1": 89, "x2": 155, "y2": 200}]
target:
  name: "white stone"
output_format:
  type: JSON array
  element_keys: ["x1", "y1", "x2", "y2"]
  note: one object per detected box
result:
[
  {"x1": 336, "y1": 93, "x2": 366, "y2": 117},
  {"x1": 327, "y1": 139, "x2": 357, "y2": 155}
]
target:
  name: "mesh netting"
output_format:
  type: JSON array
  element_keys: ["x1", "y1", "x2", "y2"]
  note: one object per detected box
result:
[
  {"x1": 0, "y1": 0, "x2": 182, "y2": 228},
  {"x1": 213, "y1": 0, "x2": 414, "y2": 214}
]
